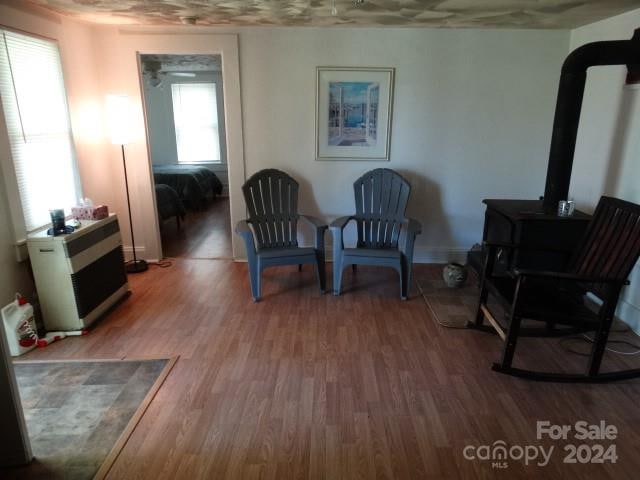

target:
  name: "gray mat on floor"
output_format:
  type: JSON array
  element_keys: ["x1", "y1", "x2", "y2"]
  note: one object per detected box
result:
[{"x1": 13, "y1": 358, "x2": 169, "y2": 480}]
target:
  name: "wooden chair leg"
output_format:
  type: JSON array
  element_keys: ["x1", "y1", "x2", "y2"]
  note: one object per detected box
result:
[
  {"x1": 499, "y1": 315, "x2": 523, "y2": 369},
  {"x1": 588, "y1": 313, "x2": 615, "y2": 377},
  {"x1": 352, "y1": 264, "x2": 357, "y2": 273},
  {"x1": 473, "y1": 246, "x2": 496, "y2": 328},
  {"x1": 298, "y1": 264, "x2": 303, "y2": 272},
  {"x1": 473, "y1": 284, "x2": 489, "y2": 327}
]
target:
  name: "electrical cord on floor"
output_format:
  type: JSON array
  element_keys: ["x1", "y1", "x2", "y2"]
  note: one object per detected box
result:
[
  {"x1": 153, "y1": 257, "x2": 174, "y2": 268},
  {"x1": 559, "y1": 332, "x2": 640, "y2": 357}
]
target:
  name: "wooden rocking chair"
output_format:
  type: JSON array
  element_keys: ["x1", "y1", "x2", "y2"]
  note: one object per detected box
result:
[{"x1": 472, "y1": 196, "x2": 640, "y2": 382}]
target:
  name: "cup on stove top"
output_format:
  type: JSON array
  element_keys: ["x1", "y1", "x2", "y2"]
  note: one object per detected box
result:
[{"x1": 557, "y1": 200, "x2": 575, "y2": 217}]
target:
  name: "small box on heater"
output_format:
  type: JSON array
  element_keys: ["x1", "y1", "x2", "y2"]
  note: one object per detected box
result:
[{"x1": 71, "y1": 205, "x2": 109, "y2": 221}]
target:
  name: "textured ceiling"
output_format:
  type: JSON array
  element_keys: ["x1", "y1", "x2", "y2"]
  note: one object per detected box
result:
[{"x1": 25, "y1": 1, "x2": 640, "y2": 28}]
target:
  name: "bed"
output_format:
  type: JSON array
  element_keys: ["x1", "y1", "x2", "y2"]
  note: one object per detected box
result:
[
  {"x1": 152, "y1": 164, "x2": 223, "y2": 210},
  {"x1": 155, "y1": 184, "x2": 186, "y2": 228}
]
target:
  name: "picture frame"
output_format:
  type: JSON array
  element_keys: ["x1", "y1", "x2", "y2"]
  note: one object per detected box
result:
[{"x1": 315, "y1": 67, "x2": 395, "y2": 161}]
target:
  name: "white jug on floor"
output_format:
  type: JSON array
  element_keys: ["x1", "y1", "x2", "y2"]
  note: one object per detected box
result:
[{"x1": 1, "y1": 293, "x2": 38, "y2": 356}]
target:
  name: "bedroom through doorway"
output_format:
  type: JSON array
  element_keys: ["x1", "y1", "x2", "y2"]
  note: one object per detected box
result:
[{"x1": 140, "y1": 54, "x2": 232, "y2": 260}]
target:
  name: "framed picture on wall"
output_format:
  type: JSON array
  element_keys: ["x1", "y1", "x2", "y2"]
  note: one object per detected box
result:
[{"x1": 316, "y1": 67, "x2": 395, "y2": 161}]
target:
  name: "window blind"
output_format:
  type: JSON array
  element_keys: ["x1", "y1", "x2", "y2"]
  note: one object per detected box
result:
[
  {"x1": 171, "y1": 82, "x2": 221, "y2": 164},
  {"x1": 0, "y1": 30, "x2": 81, "y2": 233}
]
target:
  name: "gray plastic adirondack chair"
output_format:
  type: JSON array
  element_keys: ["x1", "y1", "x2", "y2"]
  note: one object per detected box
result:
[
  {"x1": 330, "y1": 169, "x2": 421, "y2": 300},
  {"x1": 236, "y1": 169, "x2": 327, "y2": 302}
]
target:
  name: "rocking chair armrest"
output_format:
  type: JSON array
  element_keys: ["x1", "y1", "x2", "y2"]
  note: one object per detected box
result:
[
  {"x1": 512, "y1": 268, "x2": 629, "y2": 285},
  {"x1": 329, "y1": 216, "x2": 354, "y2": 231},
  {"x1": 300, "y1": 215, "x2": 328, "y2": 231}
]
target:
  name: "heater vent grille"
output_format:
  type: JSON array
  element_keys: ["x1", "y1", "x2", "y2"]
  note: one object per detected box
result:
[{"x1": 70, "y1": 246, "x2": 127, "y2": 319}]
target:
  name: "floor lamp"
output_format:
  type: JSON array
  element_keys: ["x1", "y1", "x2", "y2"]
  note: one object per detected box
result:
[{"x1": 106, "y1": 94, "x2": 148, "y2": 273}]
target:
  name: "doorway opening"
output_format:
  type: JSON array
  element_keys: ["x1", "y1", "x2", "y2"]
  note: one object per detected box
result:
[{"x1": 140, "y1": 53, "x2": 232, "y2": 260}]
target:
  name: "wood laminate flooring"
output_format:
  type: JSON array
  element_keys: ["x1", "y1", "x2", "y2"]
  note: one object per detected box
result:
[
  {"x1": 160, "y1": 197, "x2": 232, "y2": 259},
  {"x1": 12, "y1": 262, "x2": 640, "y2": 479}
]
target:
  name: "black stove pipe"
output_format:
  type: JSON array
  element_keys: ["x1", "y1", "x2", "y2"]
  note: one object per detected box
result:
[{"x1": 542, "y1": 28, "x2": 640, "y2": 212}]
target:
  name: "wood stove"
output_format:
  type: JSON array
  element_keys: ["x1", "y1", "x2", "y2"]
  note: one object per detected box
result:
[
  {"x1": 468, "y1": 199, "x2": 590, "y2": 276},
  {"x1": 469, "y1": 29, "x2": 640, "y2": 276}
]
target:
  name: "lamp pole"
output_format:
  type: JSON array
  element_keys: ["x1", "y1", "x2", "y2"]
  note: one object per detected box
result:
[
  {"x1": 120, "y1": 143, "x2": 147, "y2": 273},
  {"x1": 107, "y1": 94, "x2": 148, "y2": 274}
]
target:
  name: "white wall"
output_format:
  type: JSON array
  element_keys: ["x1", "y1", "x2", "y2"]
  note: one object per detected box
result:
[
  {"x1": 569, "y1": 8, "x2": 640, "y2": 332},
  {"x1": 239, "y1": 27, "x2": 569, "y2": 259}
]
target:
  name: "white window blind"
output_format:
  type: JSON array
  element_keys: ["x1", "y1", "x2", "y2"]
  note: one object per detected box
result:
[
  {"x1": 0, "y1": 30, "x2": 81, "y2": 233},
  {"x1": 171, "y1": 82, "x2": 221, "y2": 164}
]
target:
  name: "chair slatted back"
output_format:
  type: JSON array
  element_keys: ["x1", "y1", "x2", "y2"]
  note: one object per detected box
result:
[
  {"x1": 571, "y1": 196, "x2": 640, "y2": 283},
  {"x1": 353, "y1": 168, "x2": 411, "y2": 249},
  {"x1": 242, "y1": 169, "x2": 299, "y2": 249}
]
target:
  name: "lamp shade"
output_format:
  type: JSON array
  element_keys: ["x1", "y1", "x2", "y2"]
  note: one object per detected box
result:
[{"x1": 105, "y1": 94, "x2": 132, "y2": 145}]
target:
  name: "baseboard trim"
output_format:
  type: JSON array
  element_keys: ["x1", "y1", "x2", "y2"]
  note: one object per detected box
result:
[
  {"x1": 412, "y1": 246, "x2": 468, "y2": 264},
  {"x1": 122, "y1": 246, "x2": 146, "y2": 262}
]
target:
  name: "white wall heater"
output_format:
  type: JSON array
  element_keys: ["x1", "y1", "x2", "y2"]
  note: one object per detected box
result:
[{"x1": 26, "y1": 214, "x2": 129, "y2": 331}]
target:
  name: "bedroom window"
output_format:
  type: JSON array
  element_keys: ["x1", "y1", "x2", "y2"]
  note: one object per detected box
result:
[
  {"x1": 0, "y1": 29, "x2": 81, "y2": 236},
  {"x1": 171, "y1": 82, "x2": 221, "y2": 164}
]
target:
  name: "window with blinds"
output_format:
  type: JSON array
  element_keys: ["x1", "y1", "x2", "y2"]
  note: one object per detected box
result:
[
  {"x1": 0, "y1": 29, "x2": 81, "y2": 234},
  {"x1": 171, "y1": 82, "x2": 221, "y2": 164}
]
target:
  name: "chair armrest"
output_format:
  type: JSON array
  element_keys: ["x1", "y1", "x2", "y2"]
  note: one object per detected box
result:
[
  {"x1": 329, "y1": 216, "x2": 354, "y2": 231},
  {"x1": 513, "y1": 268, "x2": 629, "y2": 285},
  {"x1": 300, "y1": 215, "x2": 327, "y2": 251},
  {"x1": 403, "y1": 217, "x2": 422, "y2": 235},
  {"x1": 235, "y1": 219, "x2": 252, "y2": 235},
  {"x1": 235, "y1": 220, "x2": 257, "y2": 257},
  {"x1": 400, "y1": 217, "x2": 421, "y2": 258},
  {"x1": 330, "y1": 216, "x2": 354, "y2": 257},
  {"x1": 300, "y1": 215, "x2": 328, "y2": 230}
]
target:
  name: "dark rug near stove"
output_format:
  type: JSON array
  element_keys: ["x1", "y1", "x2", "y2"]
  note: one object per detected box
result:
[{"x1": 11, "y1": 358, "x2": 174, "y2": 480}]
